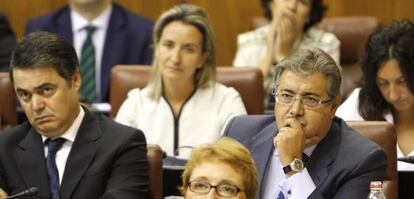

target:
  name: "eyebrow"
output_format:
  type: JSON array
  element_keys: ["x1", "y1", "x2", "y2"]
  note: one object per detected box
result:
[
  {"x1": 376, "y1": 76, "x2": 405, "y2": 81},
  {"x1": 16, "y1": 83, "x2": 56, "y2": 93},
  {"x1": 279, "y1": 89, "x2": 322, "y2": 97}
]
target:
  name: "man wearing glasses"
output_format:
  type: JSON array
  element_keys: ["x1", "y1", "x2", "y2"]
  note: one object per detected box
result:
[{"x1": 224, "y1": 48, "x2": 387, "y2": 199}]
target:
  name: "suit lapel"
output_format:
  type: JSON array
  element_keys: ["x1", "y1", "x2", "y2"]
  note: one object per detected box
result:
[
  {"x1": 250, "y1": 122, "x2": 276, "y2": 199},
  {"x1": 306, "y1": 122, "x2": 340, "y2": 187},
  {"x1": 59, "y1": 110, "x2": 101, "y2": 199},
  {"x1": 52, "y1": 6, "x2": 73, "y2": 44},
  {"x1": 101, "y1": 4, "x2": 127, "y2": 99},
  {"x1": 15, "y1": 127, "x2": 51, "y2": 198}
]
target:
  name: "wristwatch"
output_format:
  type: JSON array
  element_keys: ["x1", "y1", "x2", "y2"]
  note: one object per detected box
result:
[{"x1": 282, "y1": 158, "x2": 304, "y2": 174}]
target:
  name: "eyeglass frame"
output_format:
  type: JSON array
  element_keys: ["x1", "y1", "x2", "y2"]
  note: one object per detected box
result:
[
  {"x1": 188, "y1": 180, "x2": 244, "y2": 197},
  {"x1": 271, "y1": 88, "x2": 333, "y2": 108}
]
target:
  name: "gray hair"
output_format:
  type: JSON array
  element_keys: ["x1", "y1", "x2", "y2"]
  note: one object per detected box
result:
[
  {"x1": 273, "y1": 48, "x2": 342, "y2": 98},
  {"x1": 147, "y1": 4, "x2": 216, "y2": 100}
]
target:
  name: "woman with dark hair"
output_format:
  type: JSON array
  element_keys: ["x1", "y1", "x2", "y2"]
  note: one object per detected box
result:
[
  {"x1": 336, "y1": 20, "x2": 414, "y2": 170},
  {"x1": 233, "y1": 0, "x2": 339, "y2": 111},
  {"x1": 116, "y1": 4, "x2": 246, "y2": 159}
]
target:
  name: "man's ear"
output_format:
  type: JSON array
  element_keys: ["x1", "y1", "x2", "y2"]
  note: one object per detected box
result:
[
  {"x1": 330, "y1": 96, "x2": 341, "y2": 119},
  {"x1": 73, "y1": 69, "x2": 81, "y2": 91}
]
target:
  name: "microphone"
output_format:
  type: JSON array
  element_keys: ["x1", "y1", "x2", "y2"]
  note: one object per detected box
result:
[{"x1": 1, "y1": 187, "x2": 38, "y2": 199}]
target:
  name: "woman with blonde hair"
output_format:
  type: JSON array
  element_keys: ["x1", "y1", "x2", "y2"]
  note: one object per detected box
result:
[
  {"x1": 179, "y1": 137, "x2": 258, "y2": 199},
  {"x1": 116, "y1": 4, "x2": 246, "y2": 158}
]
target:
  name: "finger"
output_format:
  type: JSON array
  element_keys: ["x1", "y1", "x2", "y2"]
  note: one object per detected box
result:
[{"x1": 0, "y1": 187, "x2": 8, "y2": 197}]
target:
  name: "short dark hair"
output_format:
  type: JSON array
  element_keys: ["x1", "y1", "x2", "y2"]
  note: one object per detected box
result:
[
  {"x1": 10, "y1": 31, "x2": 79, "y2": 86},
  {"x1": 359, "y1": 20, "x2": 414, "y2": 120},
  {"x1": 260, "y1": 0, "x2": 327, "y2": 32}
]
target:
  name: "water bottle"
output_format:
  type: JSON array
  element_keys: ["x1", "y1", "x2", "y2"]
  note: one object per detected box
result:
[{"x1": 368, "y1": 181, "x2": 386, "y2": 199}]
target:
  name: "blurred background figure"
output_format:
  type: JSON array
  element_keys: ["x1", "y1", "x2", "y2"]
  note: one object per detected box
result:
[
  {"x1": 336, "y1": 20, "x2": 414, "y2": 171},
  {"x1": 0, "y1": 13, "x2": 16, "y2": 72},
  {"x1": 26, "y1": 0, "x2": 153, "y2": 103},
  {"x1": 178, "y1": 137, "x2": 257, "y2": 199},
  {"x1": 233, "y1": 0, "x2": 339, "y2": 112},
  {"x1": 115, "y1": 4, "x2": 246, "y2": 159}
]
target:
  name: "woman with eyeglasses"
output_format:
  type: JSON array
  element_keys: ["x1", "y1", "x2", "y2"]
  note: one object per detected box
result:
[
  {"x1": 336, "y1": 20, "x2": 414, "y2": 171},
  {"x1": 115, "y1": 4, "x2": 246, "y2": 159},
  {"x1": 175, "y1": 137, "x2": 257, "y2": 199}
]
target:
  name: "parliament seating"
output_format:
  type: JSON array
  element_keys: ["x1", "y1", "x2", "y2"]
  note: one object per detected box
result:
[
  {"x1": 317, "y1": 16, "x2": 380, "y2": 101},
  {"x1": 0, "y1": 72, "x2": 17, "y2": 130},
  {"x1": 347, "y1": 121, "x2": 397, "y2": 199},
  {"x1": 109, "y1": 65, "x2": 264, "y2": 117}
]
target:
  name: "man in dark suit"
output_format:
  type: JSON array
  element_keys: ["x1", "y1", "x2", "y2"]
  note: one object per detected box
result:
[
  {"x1": 26, "y1": 0, "x2": 153, "y2": 102},
  {"x1": 0, "y1": 32, "x2": 149, "y2": 199},
  {"x1": 224, "y1": 48, "x2": 387, "y2": 198},
  {"x1": 0, "y1": 13, "x2": 16, "y2": 72}
]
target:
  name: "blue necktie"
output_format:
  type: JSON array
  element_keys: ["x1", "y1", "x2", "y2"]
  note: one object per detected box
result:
[
  {"x1": 46, "y1": 138, "x2": 65, "y2": 199},
  {"x1": 277, "y1": 191, "x2": 286, "y2": 199}
]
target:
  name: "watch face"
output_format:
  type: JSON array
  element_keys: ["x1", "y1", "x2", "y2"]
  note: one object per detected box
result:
[{"x1": 292, "y1": 159, "x2": 304, "y2": 171}]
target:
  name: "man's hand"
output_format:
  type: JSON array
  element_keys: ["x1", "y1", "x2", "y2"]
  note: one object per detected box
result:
[
  {"x1": 0, "y1": 187, "x2": 8, "y2": 198},
  {"x1": 274, "y1": 118, "x2": 305, "y2": 168}
]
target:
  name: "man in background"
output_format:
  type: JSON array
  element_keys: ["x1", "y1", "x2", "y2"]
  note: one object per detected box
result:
[
  {"x1": 0, "y1": 12, "x2": 16, "y2": 72},
  {"x1": 26, "y1": 0, "x2": 153, "y2": 103}
]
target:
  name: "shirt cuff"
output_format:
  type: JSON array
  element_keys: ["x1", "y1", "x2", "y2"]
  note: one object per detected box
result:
[{"x1": 278, "y1": 168, "x2": 316, "y2": 199}]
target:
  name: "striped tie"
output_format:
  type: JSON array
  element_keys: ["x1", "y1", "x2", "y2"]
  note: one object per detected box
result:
[{"x1": 80, "y1": 25, "x2": 97, "y2": 103}]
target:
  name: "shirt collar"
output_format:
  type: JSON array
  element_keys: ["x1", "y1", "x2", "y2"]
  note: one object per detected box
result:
[
  {"x1": 42, "y1": 106, "x2": 85, "y2": 143},
  {"x1": 71, "y1": 4, "x2": 112, "y2": 33}
]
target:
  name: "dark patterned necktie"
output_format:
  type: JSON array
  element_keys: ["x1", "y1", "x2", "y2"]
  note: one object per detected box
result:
[
  {"x1": 46, "y1": 138, "x2": 66, "y2": 199},
  {"x1": 80, "y1": 25, "x2": 97, "y2": 103}
]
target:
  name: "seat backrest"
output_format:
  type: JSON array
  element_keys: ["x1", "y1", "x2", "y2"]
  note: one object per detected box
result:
[
  {"x1": 147, "y1": 144, "x2": 163, "y2": 199},
  {"x1": 318, "y1": 17, "x2": 380, "y2": 101},
  {"x1": 0, "y1": 72, "x2": 17, "y2": 130},
  {"x1": 109, "y1": 65, "x2": 264, "y2": 117},
  {"x1": 346, "y1": 121, "x2": 397, "y2": 199}
]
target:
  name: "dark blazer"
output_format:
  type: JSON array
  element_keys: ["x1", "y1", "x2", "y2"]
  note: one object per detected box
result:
[
  {"x1": 25, "y1": 4, "x2": 154, "y2": 102},
  {"x1": 223, "y1": 115, "x2": 387, "y2": 199},
  {"x1": 0, "y1": 109, "x2": 149, "y2": 199},
  {"x1": 0, "y1": 13, "x2": 16, "y2": 72}
]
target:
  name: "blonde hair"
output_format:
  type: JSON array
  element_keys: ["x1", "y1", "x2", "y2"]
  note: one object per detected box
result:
[
  {"x1": 147, "y1": 4, "x2": 216, "y2": 100},
  {"x1": 180, "y1": 137, "x2": 258, "y2": 199}
]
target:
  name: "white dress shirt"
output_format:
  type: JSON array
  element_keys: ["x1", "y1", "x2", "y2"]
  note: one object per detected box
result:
[
  {"x1": 42, "y1": 107, "x2": 85, "y2": 185},
  {"x1": 71, "y1": 5, "x2": 112, "y2": 102},
  {"x1": 263, "y1": 145, "x2": 317, "y2": 199}
]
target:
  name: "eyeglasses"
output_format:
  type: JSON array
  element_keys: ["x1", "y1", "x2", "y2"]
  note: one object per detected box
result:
[
  {"x1": 188, "y1": 181, "x2": 244, "y2": 197},
  {"x1": 272, "y1": 89, "x2": 332, "y2": 108}
]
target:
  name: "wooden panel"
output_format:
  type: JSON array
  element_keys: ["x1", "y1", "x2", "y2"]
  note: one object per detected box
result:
[
  {"x1": 185, "y1": 0, "x2": 262, "y2": 65},
  {"x1": 0, "y1": 0, "x2": 414, "y2": 66}
]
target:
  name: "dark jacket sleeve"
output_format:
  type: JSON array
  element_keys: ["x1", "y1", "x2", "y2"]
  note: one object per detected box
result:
[{"x1": 100, "y1": 128, "x2": 149, "y2": 199}]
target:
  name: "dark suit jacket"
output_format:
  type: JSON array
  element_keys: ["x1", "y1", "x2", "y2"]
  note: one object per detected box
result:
[
  {"x1": 223, "y1": 115, "x2": 387, "y2": 199},
  {"x1": 25, "y1": 3, "x2": 153, "y2": 102},
  {"x1": 0, "y1": 109, "x2": 149, "y2": 199},
  {"x1": 0, "y1": 13, "x2": 16, "y2": 72}
]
